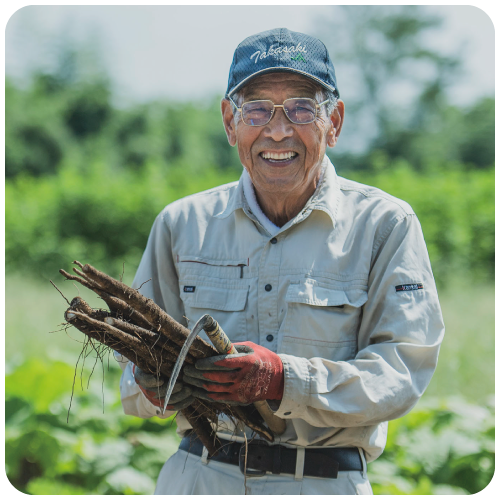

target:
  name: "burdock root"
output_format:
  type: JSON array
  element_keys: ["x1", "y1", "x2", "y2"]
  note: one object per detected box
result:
[{"x1": 58, "y1": 262, "x2": 273, "y2": 455}]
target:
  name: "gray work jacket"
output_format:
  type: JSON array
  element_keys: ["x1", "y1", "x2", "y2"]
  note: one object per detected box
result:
[{"x1": 119, "y1": 157, "x2": 445, "y2": 462}]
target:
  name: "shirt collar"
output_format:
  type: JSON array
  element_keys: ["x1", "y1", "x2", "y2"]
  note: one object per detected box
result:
[
  {"x1": 241, "y1": 169, "x2": 281, "y2": 236},
  {"x1": 306, "y1": 155, "x2": 340, "y2": 226},
  {"x1": 214, "y1": 172, "x2": 247, "y2": 219},
  {"x1": 214, "y1": 155, "x2": 340, "y2": 228}
]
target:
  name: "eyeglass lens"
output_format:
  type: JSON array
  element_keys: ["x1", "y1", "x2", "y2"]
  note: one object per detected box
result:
[{"x1": 242, "y1": 99, "x2": 316, "y2": 126}]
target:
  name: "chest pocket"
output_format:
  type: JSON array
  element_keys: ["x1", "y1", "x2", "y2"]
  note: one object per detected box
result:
[
  {"x1": 177, "y1": 256, "x2": 249, "y2": 343},
  {"x1": 279, "y1": 279, "x2": 368, "y2": 361}
]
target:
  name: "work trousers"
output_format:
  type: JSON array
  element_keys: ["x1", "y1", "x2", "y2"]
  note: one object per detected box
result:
[{"x1": 153, "y1": 448, "x2": 373, "y2": 495}]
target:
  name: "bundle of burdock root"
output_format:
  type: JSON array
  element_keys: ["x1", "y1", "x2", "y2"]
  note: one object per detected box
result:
[{"x1": 59, "y1": 261, "x2": 273, "y2": 456}]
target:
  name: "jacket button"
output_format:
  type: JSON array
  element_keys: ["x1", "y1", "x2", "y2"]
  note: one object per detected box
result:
[
  {"x1": 284, "y1": 411, "x2": 291, "y2": 416},
  {"x1": 266, "y1": 334, "x2": 274, "y2": 342},
  {"x1": 270, "y1": 237, "x2": 278, "y2": 244},
  {"x1": 265, "y1": 284, "x2": 272, "y2": 292}
]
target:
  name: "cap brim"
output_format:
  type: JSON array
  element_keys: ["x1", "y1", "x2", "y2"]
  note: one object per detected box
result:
[{"x1": 227, "y1": 66, "x2": 339, "y2": 98}]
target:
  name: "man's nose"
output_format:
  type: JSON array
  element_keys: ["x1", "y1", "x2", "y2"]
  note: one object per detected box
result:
[{"x1": 263, "y1": 107, "x2": 294, "y2": 141}]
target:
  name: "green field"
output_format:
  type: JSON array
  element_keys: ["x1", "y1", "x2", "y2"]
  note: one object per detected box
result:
[
  {"x1": 424, "y1": 282, "x2": 495, "y2": 402},
  {"x1": 6, "y1": 273, "x2": 117, "y2": 366},
  {"x1": 5, "y1": 274, "x2": 494, "y2": 494}
]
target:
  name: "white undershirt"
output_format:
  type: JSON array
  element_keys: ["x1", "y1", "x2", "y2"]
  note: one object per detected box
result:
[{"x1": 241, "y1": 163, "x2": 326, "y2": 236}]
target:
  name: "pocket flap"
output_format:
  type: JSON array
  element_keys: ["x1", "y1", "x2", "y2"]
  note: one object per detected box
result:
[
  {"x1": 178, "y1": 255, "x2": 248, "y2": 267},
  {"x1": 285, "y1": 281, "x2": 368, "y2": 308},
  {"x1": 181, "y1": 283, "x2": 249, "y2": 312}
]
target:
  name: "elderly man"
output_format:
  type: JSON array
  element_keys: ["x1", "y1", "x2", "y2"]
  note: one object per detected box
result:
[{"x1": 118, "y1": 28, "x2": 444, "y2": 495}]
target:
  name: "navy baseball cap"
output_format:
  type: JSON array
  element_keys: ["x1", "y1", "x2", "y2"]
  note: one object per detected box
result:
[{"x1": 226, "y1": 28, "x2": 339, "y2": 99}]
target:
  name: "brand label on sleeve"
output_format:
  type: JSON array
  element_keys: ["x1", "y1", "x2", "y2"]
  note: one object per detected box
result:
[
  {"x1": 183, "y1": 286, "x2": 196, "y2": 293},
  {"x1": 395, "y1": 283, "x2": 424, "y2": 292}
]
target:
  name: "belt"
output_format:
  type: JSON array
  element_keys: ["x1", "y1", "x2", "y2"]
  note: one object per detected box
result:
[{"x1": 178, "y1": 433, "x2": 363, "y2": 479}]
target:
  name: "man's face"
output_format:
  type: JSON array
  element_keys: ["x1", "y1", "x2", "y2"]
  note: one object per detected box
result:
[{"x1": 222, "y1": 73, "x2": 344, "y2": 199}]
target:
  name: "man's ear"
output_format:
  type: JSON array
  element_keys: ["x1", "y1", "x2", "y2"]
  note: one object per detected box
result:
[
  {"x1": 221, "y1": 99, "x2": 237, "y2": 147},
  {"x1": 326, "y1": 99, "x2": 345, "y2": 148}
]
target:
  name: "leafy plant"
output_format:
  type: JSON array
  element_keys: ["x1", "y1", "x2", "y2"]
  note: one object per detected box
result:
[
  {"x1": 5, "y1": 358, "x2": 180, "y2": 494},
  {"x1": 5, "y1": 355, "x2": 494, "y2": 494},
  {"x1": 369, "y1": 396, "x2": 495, "y2": 494}
]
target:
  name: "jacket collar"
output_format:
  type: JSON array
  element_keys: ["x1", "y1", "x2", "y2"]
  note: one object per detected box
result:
[
  {"x1": 306, "y1": 155, "x2": 341, "y2": 227},
  {"x1": 214, "y1": 155, "x2": 340, "y2": 228}
]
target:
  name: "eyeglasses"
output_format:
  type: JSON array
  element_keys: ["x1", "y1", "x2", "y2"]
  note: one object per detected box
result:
[{"x1": 228, "y1": 96, "x2": 330, "y2": 126}]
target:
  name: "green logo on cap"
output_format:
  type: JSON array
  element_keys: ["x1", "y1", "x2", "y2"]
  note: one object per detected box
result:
[{"x1": 291, "y1": 53, "x2": 306, "y2": 63}]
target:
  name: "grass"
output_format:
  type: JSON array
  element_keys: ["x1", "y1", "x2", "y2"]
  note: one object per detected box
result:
[
  {"x1": 423, "y1": 280, "x2": 495, "y2": 404},
  {"x1": 5, "y1": 273, "x2": 117, "y2": 369},
  {"x1": 5, "y1": 274, "x2": 494, "y2": 405}
]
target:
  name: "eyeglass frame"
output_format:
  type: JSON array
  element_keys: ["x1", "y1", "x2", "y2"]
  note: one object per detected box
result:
[{"x1": 227, "y1": 95, "x2": 330, "y2": 126}]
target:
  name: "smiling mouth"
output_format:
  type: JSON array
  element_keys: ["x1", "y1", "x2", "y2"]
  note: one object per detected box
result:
[{"x1": 259, "y1": 151, "x2": 298, "y2": 163}]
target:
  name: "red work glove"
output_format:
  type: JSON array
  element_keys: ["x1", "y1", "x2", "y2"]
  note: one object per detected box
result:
[
  {"x1": 182, "y1": 341, "x2": 284, "y2": 405},
  {"x1": 132, "y1": 364, "x2": 194, "y2": 411}
]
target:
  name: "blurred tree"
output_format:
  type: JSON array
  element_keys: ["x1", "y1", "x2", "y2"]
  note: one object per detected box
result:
[
  {"x1": 64, "y1": 81, "x2": 112, "y2": 138},
  {"x1": 5, "y1": 77, "x2": 65, "y2": 177},
  {"x1": 114, "y1": 109, "x2": 149, "y2": 169},
  {"x1": 162, "y1": 105, "x2": 185, "y2": 162},
  {"x1": 319, "y1": 6, "x2": 493, "y2": 172},
  {"x1": 5, "y1": 37, "x2": 117, "y2": 177},
  {"x1": 205, "y1": 98, "x2": 241, "y2": 171},
  {"x1": 458, "y1": 97, "x2": 495, "y2": 168},
  {"x1": 6, "y1": 73, "x2": 114, "y2": 177},
  {"x1": 366, "y1": 96, "x2": 495, "y2": 173}
]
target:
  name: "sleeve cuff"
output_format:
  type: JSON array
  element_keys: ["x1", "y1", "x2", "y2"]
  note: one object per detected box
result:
[
  {"x1": 120, "y1": 361, "x2": 174, "y2": 419},
  {"x1": 114, "y1": 351, "x2": 130, "y2": 371},
  {"x1": 273, "y1": 354, "x2": 311, "y2": 419}
]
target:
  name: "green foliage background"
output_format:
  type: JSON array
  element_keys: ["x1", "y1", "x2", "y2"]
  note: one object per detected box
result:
[
  {"x1": 5, "y1": 54, "x2": 494, "y2": 286},
  {"x1": 5, "y1": 6, "x2": 494, "y2": 495}
]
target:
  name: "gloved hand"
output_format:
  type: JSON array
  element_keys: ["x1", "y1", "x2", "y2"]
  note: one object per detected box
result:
[
  {"x1": 183, "y1": 341, "x2": 284, "y2": 405},
  {"x1": 133, "y1": 365, "x2": 194, "y2": 411}
]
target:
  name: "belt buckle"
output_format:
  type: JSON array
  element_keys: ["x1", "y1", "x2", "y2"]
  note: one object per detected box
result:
[{"x1": 239, "y1": 443, "x2": 267, "y2": 477}]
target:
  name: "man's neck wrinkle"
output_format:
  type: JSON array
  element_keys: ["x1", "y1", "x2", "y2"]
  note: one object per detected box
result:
[
  {"x1": 255, "y1": 188, "x2": 314, "y2": 228},
  {"x1": 252, "y1": 161, "x2": 327, "y2": 227}
]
